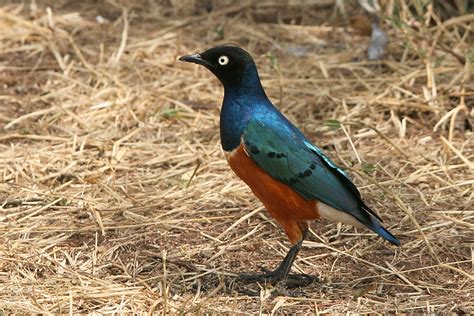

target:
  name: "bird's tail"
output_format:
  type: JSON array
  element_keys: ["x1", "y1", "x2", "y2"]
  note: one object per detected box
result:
[
  {"x1": 372, "y1": 224, "x2": 400, "y2": 246},
  {"x1": 359, "y1": 203, "x2": 400, "y2": 246}
]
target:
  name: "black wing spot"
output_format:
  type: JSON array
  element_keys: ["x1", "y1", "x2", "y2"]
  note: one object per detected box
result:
[
  {"x1": 289, "y1": 177, "x2": 298, "y2": 185},
  {"x1": 245, "y1": 141, "x2": 250, "y2": 146},
  {"x1": 250, "y1": 145, "x2": 260, "y2": 154},
  {"x1": 266, "y1": 152, "x2": 286, "y2": 159},
  {"x1": 310, "y1": 163, "x2": 316, "y2": 170},
  {"x1": 298, "y1": 167, "x2": 313, "y2": 179}
]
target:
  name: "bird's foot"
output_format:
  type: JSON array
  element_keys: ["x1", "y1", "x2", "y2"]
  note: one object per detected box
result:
[{"x1": 236, "y1": 267, "x2": 316, "y2": 288}]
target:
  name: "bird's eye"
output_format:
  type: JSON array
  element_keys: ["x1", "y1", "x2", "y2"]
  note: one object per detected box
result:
[{"x1": 218, "y1": 55, "x2": 229, "y2": 66}]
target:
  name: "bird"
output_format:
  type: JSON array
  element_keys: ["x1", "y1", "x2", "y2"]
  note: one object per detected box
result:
[{"x1": 179, "y1": 45, "x2": 400, "y2": 285}]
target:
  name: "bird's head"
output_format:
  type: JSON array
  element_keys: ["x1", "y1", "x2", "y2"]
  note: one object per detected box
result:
[{"x1": 179, "y1": 45, "x2": 256, "y2": 87}]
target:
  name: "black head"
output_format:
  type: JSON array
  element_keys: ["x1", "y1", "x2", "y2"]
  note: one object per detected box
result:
[{"x1": 179, "y1": 45, "x2": 256, "y2": 87}]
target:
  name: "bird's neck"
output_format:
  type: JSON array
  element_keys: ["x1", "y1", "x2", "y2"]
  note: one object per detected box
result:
[
  {"x1": 220, "y1": 66, "x2": 270, "y2": 152},
  {"x1": 224, "y1": 65, "x2": 266, "y2": 99}
]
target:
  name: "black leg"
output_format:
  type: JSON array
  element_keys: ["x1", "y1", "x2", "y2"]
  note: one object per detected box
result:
[
  {"x1": 262, "y1": 235, "x2": 304, "y2": 279},
  {"x1": 237, "y1": 229, "x2": 315, "y2": 287}
]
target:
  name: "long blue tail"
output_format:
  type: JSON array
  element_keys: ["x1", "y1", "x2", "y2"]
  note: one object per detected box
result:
[
  {"x1": 358, "y1": 203, "x2": 400, "y2": 246},
  {"x1": 373, "y1": 224, "x2": 400, "y2": 246}
]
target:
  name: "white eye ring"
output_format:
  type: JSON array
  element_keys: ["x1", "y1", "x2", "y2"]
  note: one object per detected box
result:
[{"x1": 218, "y1": 55, "x2": 229, "y2": 66}]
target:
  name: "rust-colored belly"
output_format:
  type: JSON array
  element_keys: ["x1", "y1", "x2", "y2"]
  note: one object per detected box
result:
[{"x1": 225, "y1": 144, "x2": 320, "y2": 244}]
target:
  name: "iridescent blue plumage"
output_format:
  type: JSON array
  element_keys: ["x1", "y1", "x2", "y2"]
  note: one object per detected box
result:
[
  {"x1": 180, "y1": 45, "x2": 400, "y2": 247},
  {"x1": 220, "y1": 62, "x2": 267, "y2": 151},
  {"x1": 217, "y1": 48, "x2": 399, "y2": 246},
  {"x1": 180, "y1": 45, "x2": 400, "y2": 284}
]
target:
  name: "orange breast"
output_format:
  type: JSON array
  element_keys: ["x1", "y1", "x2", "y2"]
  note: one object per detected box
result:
[{"x1": 226, "y1": 144, "x2": 320, "y2": 244}]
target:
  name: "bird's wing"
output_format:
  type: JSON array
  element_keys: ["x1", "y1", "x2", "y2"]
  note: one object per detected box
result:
[{"x1": 242, "y1": 119, "x2": 382, "y2": 224}]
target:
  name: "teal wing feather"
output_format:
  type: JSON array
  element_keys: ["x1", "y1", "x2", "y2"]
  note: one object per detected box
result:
[
  {"x1": 242, "y1": 119, "x2": 399, "y2": 245},
  {"x1": 242, "y1": 120, "x2": 360, "y2": 215}
]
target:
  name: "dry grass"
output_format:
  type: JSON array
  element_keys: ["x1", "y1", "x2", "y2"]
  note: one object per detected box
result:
[{"x1": 0, "y1": 0, "x2": 473, "y2": 314}]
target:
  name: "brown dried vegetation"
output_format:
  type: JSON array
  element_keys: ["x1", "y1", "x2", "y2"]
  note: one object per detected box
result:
[{"x1": 0, "y1": 0, "x2": 472, "y2": 314}]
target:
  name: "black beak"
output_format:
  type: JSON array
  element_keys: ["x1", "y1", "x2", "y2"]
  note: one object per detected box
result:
[{"x1": 178, "y1": 53, "x2": 212, "y2": 68}]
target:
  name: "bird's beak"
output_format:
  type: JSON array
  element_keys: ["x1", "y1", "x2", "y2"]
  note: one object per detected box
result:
[{"x1": 178, "y1": 53, "x2": 212, "y2": 68}]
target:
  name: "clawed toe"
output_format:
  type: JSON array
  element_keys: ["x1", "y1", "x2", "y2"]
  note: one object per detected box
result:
[
  {"x1": 236, "y1": 270, "x2": 317, "y2": 288},
  {"x1": 284, "y1": 273, "x2": 316, "y2": 287}
]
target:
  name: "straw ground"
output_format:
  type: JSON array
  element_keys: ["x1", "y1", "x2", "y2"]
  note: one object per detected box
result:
[{"x1": 0, "y1": 1, "x2": 472, "y2": 314}]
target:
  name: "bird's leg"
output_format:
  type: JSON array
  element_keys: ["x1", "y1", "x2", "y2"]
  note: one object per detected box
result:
[{"x1": 237, "y1": 229, "x2": 315, "y2": 287}]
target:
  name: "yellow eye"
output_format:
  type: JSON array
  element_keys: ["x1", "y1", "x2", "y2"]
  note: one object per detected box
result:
[{"x1": 218, "y1": 55, "x2": 229, "y2": 66}]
